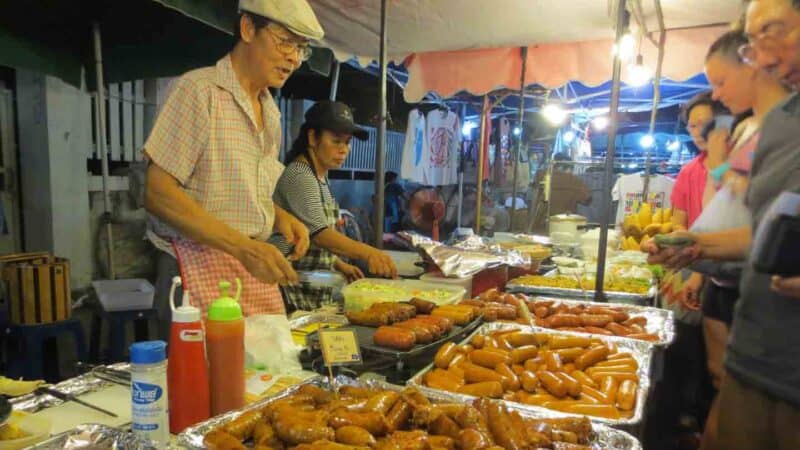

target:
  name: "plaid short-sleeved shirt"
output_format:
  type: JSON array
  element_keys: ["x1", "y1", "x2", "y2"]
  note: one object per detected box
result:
[{"x1": 145, "y1": 55, "x2": 284, "y2": 252}]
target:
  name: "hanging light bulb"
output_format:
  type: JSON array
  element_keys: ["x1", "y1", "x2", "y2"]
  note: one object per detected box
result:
[
  {"x1": 667, "y1": 139, "x2": 681, "y2": 152},
  {"x1": 513, "y1": 127, "x2": 521, "y2": 136},
  {"x1": 592, "y1": 116, "x2": 609, "y2": 131},
  {"x1": 563, "y1": 130, "x2": 576, "y2": 143},
  {"x1": 613, "y1": 32, "x2": 637, "y2": 62},
  {"x1": 542, "y1": 104, "x2": 568, "y2": 126},
  {"x1": 639, "y1": 134, "x2": 655, "y2": 148},
  {"x1": 461, "y1": 121, "x2": 477, "y2": 137},
  {"x1": 628, "y1": 55, "x2": 653, "y2": 87}
]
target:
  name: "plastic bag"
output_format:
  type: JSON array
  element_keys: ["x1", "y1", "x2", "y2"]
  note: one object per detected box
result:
[
  {"x1": 244, "y1": 314, "x2": 302, "y2": 374},
  {"x1": 690, "y1": 184, "x2": 751, "y2": 233},
  {"x1": 688, "y1": 184, "x2": 750, "y2": 281}
]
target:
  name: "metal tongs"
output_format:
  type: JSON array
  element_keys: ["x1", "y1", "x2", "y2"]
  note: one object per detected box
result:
[{"x1": 35, "y1": 386, "x2": 118, "y2": 418}]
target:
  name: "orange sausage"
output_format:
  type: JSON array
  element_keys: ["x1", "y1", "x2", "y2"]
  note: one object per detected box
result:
[
  {"x1": 580, "y1": 314, "x2": 614, "y2": 328},
  {"x1": 470, "y1": 349, "x2": 512, "y2": 369},
  {"x1": 520, "y1": 371, "x2": 539, "y2": 393},
  {"x1": 570, "y1": 370, "x2": 598, "y2": 389},
  {"x1": 544, "y1": 314, "x2": 582, "y2": 328},
  {"x1": 605, "y1": 322, "x2": 632, "y2": 336},
  {"x1": 435, "y1": 343, "x2": 459, "y2": 369},
  {"x1": 575, "y1": 345, "x2": 610, "y2": 370},
  {"x1": 511, "y1": 364, "x2": 526, "y2": 376},
  {"x1": 623, "y1": 316, "x2": 648, "y2": 327},
  {"x1": 515, "y1": 392, "x2": 557, "y2": 406},
  {"x1": 561, "y1": 403, "x2": 621, "y2": 420},
  {"x1": 547, "y1": 335, "x2": 592, "y2": 350},
  {"x1": 464, "y1": 364, "x2": 506, "y2": 385},
  {"x1": 594, "y1": 358, "x2": 639, "y2": 369},
  {"x1": 607, "y1": 352, "x2": 633, "y2": 360},
  {"x1": 505, "y1": 332, "x2": 539, "y2": 347},
  {"x1": 584, "y1": 326, "x2": 614, "y2": 336},
  {"x1": 542, "y1": 351, "x2": 563, "y2": 372},
  {"x1": 580, "y1": 384, "x2": 610, "y2": 404},
  {"x1": 425, "y1": 369, "x2": 464, "y2": 391},
  {"x1": 616, "y1": 379, "x2": 638, "y2": 411},
  {"x1": 495, "y1": 363, "x2": 521, "y2": 391},
  {"x1": 457, "y1": 382, "x2": 504, "y2": 398},
  {"x1": 600, "y1": 376, "x2": 619, "y2": 403},
  {"x1": 449, "y1": 352, "x2": 467, "y2": 369},
  {"x1": 626, "y1": 333, "x2": 661, "y2": 342},
  {"x1": 587, "y1": 363, "x2": 637, "y2": 375},
  {"x1": 554, "y1": 371, "x2": 582, "y2": 397},
  {"x1": 510, "y1": 345, "x2": 539, "y2": 364},
  {"x1": 562, "y1": 363, "x2": 576, "y2": 373},
  {"x1": 590, "y1": 371, "x2": 639, "y2": 383},
  {"x1": 523, "y1": 358, "x2": 542, "y2": 373},
  {"x1": 555, "y1": 347, "x2": 586, "y2": 363},
  {"x1": 538, "y1": 371, "x2": 568, "y2": 398},
  {"x1": 471, "y1": 334, "x2": 486, "y2": 349}
]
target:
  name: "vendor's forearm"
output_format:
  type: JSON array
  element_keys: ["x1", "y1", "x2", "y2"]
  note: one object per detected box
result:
[
  {"x1": 144, "y1": 163, "x2": 247, "y2": 258},
  {"x1": 695, "y1": 227, "x2": 752, "y2": 261},
  {"x1": 313, "y1": 228, "x2": 376, "y2": 261}
]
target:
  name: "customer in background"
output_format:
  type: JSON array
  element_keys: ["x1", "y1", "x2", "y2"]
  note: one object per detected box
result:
[{"x1": 699, "y1": 28, "x2": 790, "y2": 450}]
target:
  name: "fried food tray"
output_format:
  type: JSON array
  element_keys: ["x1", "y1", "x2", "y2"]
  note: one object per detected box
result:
[
  {"x1": 408, "y1": 322, "x2": 654, "y2": 427},
  {"x1": 506, "y1": 279, "x2": 657, "y2": 306},
  {"x1": 178, "y1": 375, "x2": 641, "y2": 450}
]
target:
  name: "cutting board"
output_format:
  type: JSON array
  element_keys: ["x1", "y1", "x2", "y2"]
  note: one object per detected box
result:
[{"x1": 33, "y1": 385, "x2": 131, "y2": 434}]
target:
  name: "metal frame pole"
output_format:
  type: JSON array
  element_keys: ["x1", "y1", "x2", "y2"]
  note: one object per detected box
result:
[
  {"x1": 475, "y1": 95, "x2": 489, "y2": 233},
  {"x1": 457, "y1": 103, "x2": 467, "y2": 229},
  {"x1": 93, "y1": 22, "x2": 115, "y2": 280},
  {"x1": 509, "y1": 47, "x2": 528, "y2": 231},
  {"x1": 329, "y1": 60, "x2": 341, "y2": 101},
  {"x1": 594, "y1": 0, "x2": 628, "y2": 301},
  {"x1": 642, "y1": 0, "x2": 666, "y2": 199},
  {"x1": 373, "y1": 0, "x2": 388, "y2": 248}
]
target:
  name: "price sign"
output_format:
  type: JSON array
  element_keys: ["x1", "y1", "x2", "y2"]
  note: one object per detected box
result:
[{"x1": 319, "y1": 328, "x2": 362, "y2": 366}]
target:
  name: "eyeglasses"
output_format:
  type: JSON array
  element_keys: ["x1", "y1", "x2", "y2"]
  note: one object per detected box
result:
[
  {"x1": 267, "y1": 27, "x2": 313, "y2": 61},
  {"x1": 738, "y1": 22, "x2": 788, "y2": 66}
]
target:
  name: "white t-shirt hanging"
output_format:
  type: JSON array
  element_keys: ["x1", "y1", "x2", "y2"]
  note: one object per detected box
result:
[
  {"x1": 423, "y1": 110, "x2": 460, "y2": 186},
  {"x1": 612, "y1": 173, "x2": 675, "y2": 225},
  {"x1": 400, "y1": 109, "x2": 427, "y2": 183}
]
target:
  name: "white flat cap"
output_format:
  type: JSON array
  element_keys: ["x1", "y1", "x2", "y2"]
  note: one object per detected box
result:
[{"x1": 239, "y1": 0, "x2": 324, "y2": 41}]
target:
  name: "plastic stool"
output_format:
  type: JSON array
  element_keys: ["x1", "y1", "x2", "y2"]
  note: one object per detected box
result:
[
  {"x1": 5, "y1": 318, "x2": 87, "y2": 381},
  {"x1": 91, "y1": 308, "x2": 157, "y2": 363}
]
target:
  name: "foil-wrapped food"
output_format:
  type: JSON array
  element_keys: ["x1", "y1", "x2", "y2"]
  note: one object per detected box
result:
[
  {"x1": 26, "y1": 423, "x2": 158, "y2": 449},
  {"x1": 182, "y1": 378, "x2": 640, "y2": 449}
]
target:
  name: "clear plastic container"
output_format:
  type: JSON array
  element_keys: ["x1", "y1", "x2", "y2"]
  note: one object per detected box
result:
[
  {"x1": 342, "y1": 278, "x2": 464, "y2": 312},
  {"x1": 130, "y1": 341, "x2": 169, "y2": 445}
]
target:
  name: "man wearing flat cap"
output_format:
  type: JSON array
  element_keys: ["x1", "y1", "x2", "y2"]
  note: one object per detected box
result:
[{"x1": 143, "y1": 0, "x2": 325, "y2": 336}]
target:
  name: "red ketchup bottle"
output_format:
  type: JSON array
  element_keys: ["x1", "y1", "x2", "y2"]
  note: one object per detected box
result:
[{"x1": 167, "y1": 276, "x2": 210, "y2": 433}]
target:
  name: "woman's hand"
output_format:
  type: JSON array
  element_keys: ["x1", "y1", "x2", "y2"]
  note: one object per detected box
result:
[
  {"x1": 771, "y1": 275, "x2": 800, "y2": 298},
  {"x1": 706, "y1": 128, "x2": 731, "y2": 169},
  {"x1": 644, "y1": 231, "x2": 702, "y2": 269},
  {"x1": 365, "y1": 249, "x2": 398, "y2": 279},
  {"x1": 678, "y1": 272, "x2": 704, "y2": 311},
  {"x1": 335, "y1": 260, "x2": 364, "y2": 283},
  {"x1": 274, "y1": 206, "x2": 310, "y2": 261}
]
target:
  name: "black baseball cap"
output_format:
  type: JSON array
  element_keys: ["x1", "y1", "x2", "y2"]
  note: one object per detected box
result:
[{"x1": 305, "y1": 101, "x2": 369, "y2": 141}]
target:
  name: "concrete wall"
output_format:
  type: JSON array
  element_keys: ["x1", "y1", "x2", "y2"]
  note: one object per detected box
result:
[{"x1": 15, "y1": 71, "x2": 93, "y2": 287}]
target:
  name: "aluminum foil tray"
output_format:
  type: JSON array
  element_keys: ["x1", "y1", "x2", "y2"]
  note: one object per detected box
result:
[
  {"x1": 408, "y1": 322, "x2": 654, "y2": 427},
  {"x1": 179, "y1": 375, "x2": 641, "y2": 450},
  {"x1": 521, "y1": 296, "x2": 675, "y2": 348},
  {"x1": 10, "y1": 363, "x2": 130, "y2": 414},
  {"x1": 27, "y1": 423, "x2": 157, "y2": 449},
  {"x1": 506, "y1": 281, "x2": 656, "y2": 306},
  {"x1": 289, "y1": 313, "x2": 349, "y2": 330}
]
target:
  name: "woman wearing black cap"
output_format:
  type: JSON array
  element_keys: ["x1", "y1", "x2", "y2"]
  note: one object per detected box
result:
[{"x1": 272, "y1": 101, "x2": 398, "y2": 311}]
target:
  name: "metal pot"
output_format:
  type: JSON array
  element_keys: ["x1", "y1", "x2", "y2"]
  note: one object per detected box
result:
[{"x1": 549, "y1": 214, "x2": 588, "y2": 244}]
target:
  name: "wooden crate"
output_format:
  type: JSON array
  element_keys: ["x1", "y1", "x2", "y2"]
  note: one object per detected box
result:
[{"x1": 1, "y1": 253, "x2": 71, "y2": 325}]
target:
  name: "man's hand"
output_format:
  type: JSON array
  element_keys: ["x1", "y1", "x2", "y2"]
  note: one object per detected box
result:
[
  {"x1": 236, "y1": 239, "x2": 298, "y2": 285},
  {"x1": 274, "y1": 207, "x2": 310, "y2": 261},
  {"x1": 771, "y1": 276, "x2": 800, "y2": 298},
  {"x1": 644, "y1": 231, "x2": 702, "y2": 269},
  {"x1": 678, "y1": 272, "x2": 704, "y2": 311},
  {"x1": 366, "y1": 249, "x2": 398, "y2": 279},
  {"x1": 335, "y1": 259, "x2": 365, "y2": 283}
]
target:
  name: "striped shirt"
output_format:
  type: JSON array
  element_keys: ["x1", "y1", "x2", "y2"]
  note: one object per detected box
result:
[{"x1": 144, "y1": 55, "x2": 284, "y2": 253}]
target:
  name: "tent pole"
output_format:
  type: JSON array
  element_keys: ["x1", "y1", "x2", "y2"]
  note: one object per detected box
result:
[
  {"x1": 457, "y1": 103, "x2": 467, "y2": 230},
  {"x1": 475, "y1": 95, "x2": 489, "y2": 233},
  {"x1": 642, "y1": 0, "x2": 666, "y2": 199},
  {"x1": 594, "y1": 0, "x2": 628, "y2": 301},
  {"x1": 329, "y1": 60, "x2": 341, "y2": 101},
  {"x1": 373, "y1": 0, "x2": 388, "y2": 248},
  {"x1": 509, "y1": 46, "x2": 528, "y2": 231},
  {"x1": 93, "y1": 22, "x2": 115, "y2": 280}
]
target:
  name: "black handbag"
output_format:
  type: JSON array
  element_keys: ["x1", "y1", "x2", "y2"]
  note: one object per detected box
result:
[{"x1": 753, "y1": 214, "x2": 800, "y2": 276}]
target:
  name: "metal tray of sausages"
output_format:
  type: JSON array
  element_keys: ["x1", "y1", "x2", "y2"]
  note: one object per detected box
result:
[
  {"x1": 179, "y1": 375, "x2": 642, "y2": 450},
  {"x1": 306, "y1": 315, "x2": 483, "y2": 359},
  {"x1": 521, "y1": 296, "x2": 675, "y2": 348},
  {"x1": 408, "y1": 322, "x2": 654, "y2": 427}
]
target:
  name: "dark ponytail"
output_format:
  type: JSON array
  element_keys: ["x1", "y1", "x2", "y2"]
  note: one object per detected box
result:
[{"x1": 285, "y1": 123, "x2": 324, "y2": 178}]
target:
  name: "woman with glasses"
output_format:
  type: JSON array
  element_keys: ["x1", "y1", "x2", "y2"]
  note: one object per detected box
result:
[
  {"x1": 143, "y1": 0, "x2": 323, "y2": 334},
  {"x1": 271, "y1": 101, "x2": 398, "y2": 312},
  {"x1": 700, "y1": 29, "x2": 790, "y2": 450}
]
